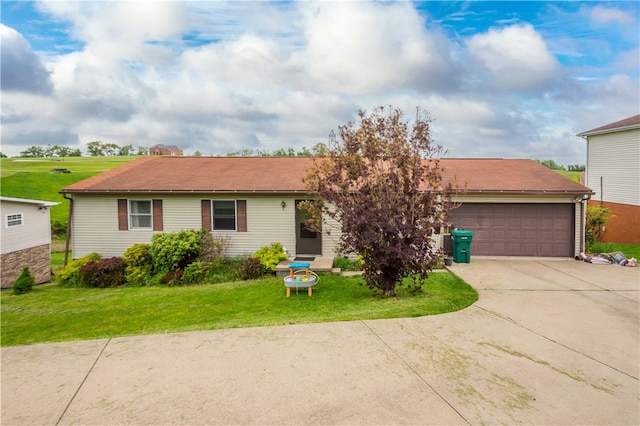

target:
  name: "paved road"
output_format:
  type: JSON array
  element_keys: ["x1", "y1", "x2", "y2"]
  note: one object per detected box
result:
[{"x1": 2, "y1": 259, "x2": 638, "y2": 425}]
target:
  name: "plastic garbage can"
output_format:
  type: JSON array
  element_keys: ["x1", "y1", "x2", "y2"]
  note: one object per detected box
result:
[{"x1": 451, "y1": 229, "x2": 473, "y2": 263}]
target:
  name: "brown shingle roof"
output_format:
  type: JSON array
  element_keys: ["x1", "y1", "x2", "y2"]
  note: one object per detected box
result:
[
  {"x1": 61, "y1": 156, "x2": 592, "y2": 195},
  {"x1": 577, "y1": 114, "x2": 640, "y2": 136}
]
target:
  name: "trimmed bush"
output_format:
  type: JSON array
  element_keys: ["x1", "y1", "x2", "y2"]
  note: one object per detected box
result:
[
  {"x1": 79, "y1": 257, "x2": 126, "y2": 288},
  {"x1": 251, "y1": 242, "x2": 288, "y2": 274},
  {"x1": 151, "y1": 229, "x2": 206, "y2": 273},
  {"x1": 55, "y1": 253, "x2": 101, "y2": 287},
  {"x1": 123, "y1": 244, "x2": 153, "y2": 286},
  {"x1": 12, "y1": 267, "x2": 35, "y2": 295},
  {"x1": 123, "y1": 243, "x2": 152, "y2": 267}
]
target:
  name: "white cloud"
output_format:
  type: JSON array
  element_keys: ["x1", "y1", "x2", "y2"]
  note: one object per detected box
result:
[
  {"x1": 1, "y1": 1, "x2": 637, "y2": 165},
  {"x1": 0, "y1": 24, "x2": 53, "y2": 94},
  {"x1": 589, "y1": 5, "x2": 636, "y2": 26},
  {"x1": 467, "y1": 24, "x2": 560, "y2": 92},
  {"x1": 293, "y1": 1, "x2": 457, "y2": 94}
]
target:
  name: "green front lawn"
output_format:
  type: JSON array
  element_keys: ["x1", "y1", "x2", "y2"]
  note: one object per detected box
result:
[
  {"x1": 586, "y1": 243, "x2": 640, "y2": 259},
  {"x1": 1, "y1": 273, "x2": 477, "y2": 347}
]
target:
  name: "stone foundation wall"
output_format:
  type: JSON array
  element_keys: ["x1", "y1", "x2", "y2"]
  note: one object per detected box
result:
[{"x1": 1, "y1": 244, "x2": 51, "y2": 289}]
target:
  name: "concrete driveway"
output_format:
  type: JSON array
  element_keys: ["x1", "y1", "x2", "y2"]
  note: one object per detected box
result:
[{"x1": 2, "y1": 259, "x2": 638, "y2": 425}]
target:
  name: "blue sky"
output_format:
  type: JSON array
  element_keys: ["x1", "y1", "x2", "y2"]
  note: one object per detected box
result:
[{"x1": 1, "y1": 1, "x2": 638, "y2": 164}]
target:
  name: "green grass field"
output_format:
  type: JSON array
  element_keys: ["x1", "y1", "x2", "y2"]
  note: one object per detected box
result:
[
  {"x1": 1, "y1": 272, "x2": 478, "y2": 346},
  {"x1": 556, "y1": 170, "x2": 581, "y2": 183},
  {"x1": 1, "y1": 156, "x2": 140, "y2": 225}
]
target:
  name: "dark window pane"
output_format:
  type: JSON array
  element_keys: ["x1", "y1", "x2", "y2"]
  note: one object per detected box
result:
[{"x1": 214, "y1": 217, "x2": 236, "y2": 230}]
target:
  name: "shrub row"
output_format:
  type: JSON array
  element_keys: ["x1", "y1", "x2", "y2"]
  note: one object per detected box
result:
[{"x1": 55, "y1": 230, "x2": 288, "y2": 288}]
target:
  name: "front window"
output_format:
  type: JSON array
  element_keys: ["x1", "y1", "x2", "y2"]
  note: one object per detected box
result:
[
  {"x1": 213, "y1": 200, "x2": 236, "y2": 230},
  {"x1": 6, "y1": 213, "x2": 23, "y2": 227},
  {"x1": 129, "y1": 200, "x2": 152, "y2": 229}
]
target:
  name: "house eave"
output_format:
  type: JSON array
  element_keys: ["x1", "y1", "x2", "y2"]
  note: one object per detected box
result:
[
  {"x1": 59, "y1": 189, "x2": 311, "y2": 195},
  {"x1": 577, "y1": 124, "x2": 640, "y2": 137}
]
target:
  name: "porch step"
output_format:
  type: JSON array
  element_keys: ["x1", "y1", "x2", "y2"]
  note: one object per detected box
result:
[{"x1": 276, "y1": 257, "x2": 336, "y2": 277}]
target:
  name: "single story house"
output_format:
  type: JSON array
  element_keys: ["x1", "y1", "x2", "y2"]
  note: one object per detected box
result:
[
  {"x1": 1, "y1": 196, "x2": 59, "y2": 288},
  {"x1": 60, "y1": 156, "x2": 592, "y2": 261},
  {"x1": 577, "y1": 114, "x2": 640, "y2": 244}
]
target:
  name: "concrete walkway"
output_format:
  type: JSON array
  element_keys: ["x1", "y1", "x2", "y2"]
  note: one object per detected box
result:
[{"x1": 2, "y1": 259, "x2": 638, "y2": 425}]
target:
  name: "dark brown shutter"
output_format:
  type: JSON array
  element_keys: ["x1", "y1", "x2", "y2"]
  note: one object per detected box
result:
[
  {"x1": 152, "y1": 199, "x2": 163, "y2": 231},
  {"x1": 118, "y1": 199, "x2": 128, "y2": 230},
  {"x1": 237, "y1": 200, "x2": 247, "y2": 232},
  {"x1": 201, "y1": 200, "x2": 212, "y2": 231}
]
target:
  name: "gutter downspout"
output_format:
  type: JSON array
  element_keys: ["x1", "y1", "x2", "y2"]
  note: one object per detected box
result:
[{"x1": 61, "y1": 193, "x2": 73, "y2": 267}]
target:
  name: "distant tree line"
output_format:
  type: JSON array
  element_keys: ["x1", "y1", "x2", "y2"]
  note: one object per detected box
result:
[
  {"x1": 226, "y1": 142, "x2": 329, "y2": 157},
  {"x1": 15, "y1": 141, "x2": 149, "y2": 158},
  {"x1": 536, "y1": 159, "x2": 585, "y2": 172}
]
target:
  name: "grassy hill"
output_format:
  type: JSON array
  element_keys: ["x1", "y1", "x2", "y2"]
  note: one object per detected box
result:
[
  {"x1": 556, "y1": 170, "x2": 581, "y2": 183},
  {"x1": 1, "y1": 156, "x2": 141, "y2": 226}
]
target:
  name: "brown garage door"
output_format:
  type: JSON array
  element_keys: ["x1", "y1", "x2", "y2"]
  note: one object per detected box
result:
[{"x1": 448, "y1": 203, "x2": 574, "y2": 257}]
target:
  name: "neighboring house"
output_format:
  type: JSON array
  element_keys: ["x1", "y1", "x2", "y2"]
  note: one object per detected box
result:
[
  {"x1": 577, "y1": 114, "x2": 640, "y2": 244},
  {"x1": 60, "y1": 157, "x2": 592, "y2": 260},
  {"x1": 1, "y1": 196, "x2": 59, "y2": 288},
  {"x1": 149, "y1": 144, "x2": 181, "y2": 156}
]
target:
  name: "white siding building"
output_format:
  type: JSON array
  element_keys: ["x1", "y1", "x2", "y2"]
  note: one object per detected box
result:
[
  {"x1": 578, "y1": 114, "x2": 640, "y2": 244},
  {"x1": 1, "y1": 196, "x2": 58, "y2": 288}
]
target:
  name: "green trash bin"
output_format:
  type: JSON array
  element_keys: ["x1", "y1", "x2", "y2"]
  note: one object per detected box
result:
[{"x1": 451, "y1": 229, "x2": 473, "y2": 263}]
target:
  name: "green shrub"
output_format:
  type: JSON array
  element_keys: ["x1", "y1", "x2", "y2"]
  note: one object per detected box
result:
[
  {"x1": 241, "y1": 257, "x2": 263, "y2": 280},
  {"x1": 122, "y1": 244, "x2": 153, "y2": 286},
  {"x1": 12, "y1": 267, "x2": 35, "y2": 295},
  {"x1": 586, "y1": 205, "x2": 615, "y2": 244},
  {"x1": 151, "y1": 229, "x2": 206, "y2": 273},
  {"x1": 181, "y1": 262, "x2": 205, "y2": 284},
  {"x1": 333, "y1": 256, "x2": 364, "y2": 271},
  {"x1": 79, "y1": 257, "x2": 126, "y2": 288},
  {"x1": 123, "y1": 243, "x2": 152, "y2": 267},
  {"x1": 55, "y1": 253, "x2": 101, "y2": 287},
  {"x1": 250, "y1": 242, "x2": 288, "y2": 274},
  {"x1": 182, "y1": 258, "x2": 244, "y2": 285},
  {"x1": 125, "y1": 265, "x2": 152, "y2": 287},
  {"x1": 206, "y1": 258, "x2": 243, "y2": 283},
  {"x1": 51, "y1": 221, "x2": 67, "y2": 237}
]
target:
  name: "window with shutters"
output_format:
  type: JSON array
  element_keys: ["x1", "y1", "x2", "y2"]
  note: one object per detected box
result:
[
  {"x1": 129, "y1": 200, "x2": 152, "y2": 229},
  {"x1": 213, "y1": 200, "x2": 236, "y2": 230},
  {"x1": 202, "y1": 199, "x2": 246, "y2": 232},
  {"x1": 118, "y1": 199, "x2": 163, "y2": 231}
]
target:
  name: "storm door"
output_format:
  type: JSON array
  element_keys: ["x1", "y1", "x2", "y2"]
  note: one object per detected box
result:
[{"x1": 295, "y1": 200, "x2": 322, "y2": 255}]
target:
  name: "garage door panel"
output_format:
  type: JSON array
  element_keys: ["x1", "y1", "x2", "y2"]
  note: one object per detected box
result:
[
  {"x1": 508, "y1": 218, "x2": 522, "y2": 227},
  {"x1": 507, "y1": 230, "x2": 522, "y2": 239},
  {"x1": 449, "y1": 203, "x2": 574, "y2": 257}
]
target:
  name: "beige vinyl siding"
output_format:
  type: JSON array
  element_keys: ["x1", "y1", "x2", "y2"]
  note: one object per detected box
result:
[
  {"x1": 586, "y1": 128, "x2": 640, "y2": 206},
  {"x1": 71, "y1": 195, "x2": 340, "y2": 259},
  {"x1": 210, "y1": 197, "x2": 295, "y2": 256},
  {"x1": 72, "y1": 196, "x2": 155, "y2": 258},
  {"x1": 1, "y1": 201, "x2": 52, "y2": 254}
]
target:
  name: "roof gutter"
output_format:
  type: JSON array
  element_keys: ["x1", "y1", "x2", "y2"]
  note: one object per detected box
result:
[{"x1": 576, "y1": 123, "x2": 640, "y2": 137}]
